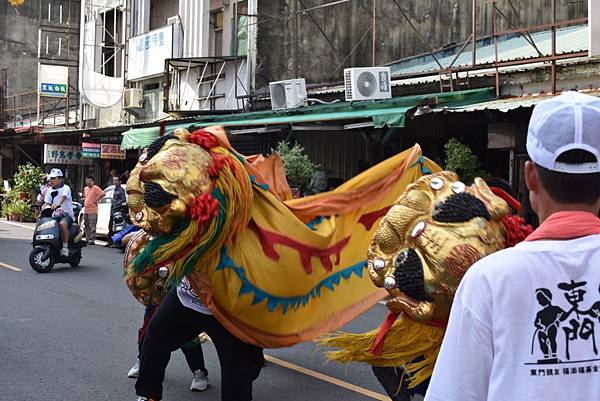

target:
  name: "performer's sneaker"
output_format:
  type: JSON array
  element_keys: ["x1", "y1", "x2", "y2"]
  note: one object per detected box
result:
[
  {"x1": 190, "y1": 369, "x2": 208, "y2": 391},
  {"x1": 128, "y1": 359, "x2": 140, "y2": 378}
]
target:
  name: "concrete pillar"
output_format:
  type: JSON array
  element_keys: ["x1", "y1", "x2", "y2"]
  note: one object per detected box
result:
[
  {"x1": 590, "y1": 0, "x2": 600, "y2": 57},
  {"x1": 179, "y1": 0, "x2": 210, "y2": 57}
]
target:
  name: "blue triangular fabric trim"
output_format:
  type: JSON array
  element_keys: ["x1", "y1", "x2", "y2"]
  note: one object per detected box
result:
[
  {"x1": 250, "y1": 175, "x2": 270, "y2": 191},
  {"x1": 306, "y1": 216, "x2": 325, "y2": 230},
  {"x1": 217, "y1": 249, "x2": 368, "y2": 314},
  {"x1": 410, "y1": 156, "x2": 431, "y2": 175}
]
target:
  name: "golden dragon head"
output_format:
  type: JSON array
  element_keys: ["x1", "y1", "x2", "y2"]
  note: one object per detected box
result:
[
  {"x1": 367, "y1": 171, "x2": 511, "y2": 324},
  {"x1": 124, "y1": 126, "x2": 253, "y2": 306}
]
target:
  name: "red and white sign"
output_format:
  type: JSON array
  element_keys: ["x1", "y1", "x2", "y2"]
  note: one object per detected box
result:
[{"x1": 101, "y1": 144, "x2": 126, "y2": 160}]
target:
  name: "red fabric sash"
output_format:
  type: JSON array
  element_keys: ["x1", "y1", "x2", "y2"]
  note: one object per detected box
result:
[{"x1": 525, "y1": 211, "x2": 600, "y2": 242}]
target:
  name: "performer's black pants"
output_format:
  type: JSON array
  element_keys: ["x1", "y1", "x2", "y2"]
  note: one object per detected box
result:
[
  {"x1": 137, "y1": 306, "x2": 207, "y2": 375},
  {"x1": 135, "y1": 289, "x2": 264, "y2": 401},
  {"x1": 372, "y1": 365, "x2": 430, "y2": 401}
]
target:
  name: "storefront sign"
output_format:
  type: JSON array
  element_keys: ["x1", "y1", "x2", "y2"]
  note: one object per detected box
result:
[
  {"x1": 38, "y1": 64, "x2": 69, "y2": 98},
  {"x1": 127, "y1": 24, "x2": 181, "y2": 81},
  {"x1": 101, "y1": 144, "x2": 126, "y2": 160},
  {"x1": 44, "y1": 144, "x2": 91, "y2": 165},
  {"x1": 81, "y1": 142, "x2": 101, "y2": 159}
]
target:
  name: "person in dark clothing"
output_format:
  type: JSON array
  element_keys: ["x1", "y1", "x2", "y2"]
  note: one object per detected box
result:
[
  {"x1": 106, "y1": 176, "x2": 126, "y2": 247},
  {"x1": 128, "y1": 305, "x2": 209, "y2": 392},
  {"x1": 134, "y1": 288, "x2": 264, "y2": 401}
]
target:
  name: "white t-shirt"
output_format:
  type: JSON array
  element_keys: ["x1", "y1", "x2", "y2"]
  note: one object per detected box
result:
[
  {"x1": 177, "y1": 277, "x2": 213, "y2": 315},
  {"x1": 44, "y1": 184, "x2": 74, "y2": 219},
  {"x1": 425, "y1": 234, "x2": 600, "y2": 401}
]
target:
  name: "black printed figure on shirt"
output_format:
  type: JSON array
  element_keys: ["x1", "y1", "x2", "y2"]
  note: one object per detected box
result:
[
  {"x1": 533, "y1": 288, "x2": 569, "y2": 363},
  {"x1": 532, "y1": 281, "x2": 600, "y2": 364}
]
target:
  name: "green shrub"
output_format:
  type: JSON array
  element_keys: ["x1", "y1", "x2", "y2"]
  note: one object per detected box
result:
[
  {"x1": 11, "y1": 199, "x2": 34, "y2": 220},
  {"x1": 14, "y1": 163, "x2": 45, "y2": 199},
  {"x1": 273, "y1": 141, "x2": 320, "y2": 192},
  {"x1": 443, "y1": 138, "x2": 489, "y2": 184}
]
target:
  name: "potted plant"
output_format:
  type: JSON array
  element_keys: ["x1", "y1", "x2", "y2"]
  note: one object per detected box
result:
[
  {"x1": 13, "y1": 163, "x2": 45, "y2": 201},
  {"x1": 273, "y1": 141, "x2": 320, "y2": 197},
  {"x1": 11, "y1": 199, "x2": 34, "y2": 222}
]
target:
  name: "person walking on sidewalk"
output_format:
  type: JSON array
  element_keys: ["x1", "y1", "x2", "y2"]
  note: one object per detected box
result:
[
  {"x1": 83, "y1": 176, "x2": 104, "y2": 245},
  {"x1": 425, "y1": 91, "x2": 600, "y2": 401}
]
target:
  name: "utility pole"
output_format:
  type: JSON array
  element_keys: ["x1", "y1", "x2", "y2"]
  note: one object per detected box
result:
[{"x1": 292, "y1": 0, "x2": 300, "y2": 78}]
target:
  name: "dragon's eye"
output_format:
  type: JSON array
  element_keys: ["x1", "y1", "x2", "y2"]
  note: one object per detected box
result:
[
  {"x1": 430, "y1": 177, "x2": 444, "y2": 190},
  {"x1": 451, "y1": 181, "x2": 466, "y2": 194}
]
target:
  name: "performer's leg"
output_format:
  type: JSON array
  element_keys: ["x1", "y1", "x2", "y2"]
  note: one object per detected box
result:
[
  {"x1": 181, "y1": 340, "x2": 207, "y2": 375},
  {"x1": 371, "y1": 366, "x2": 412, "y2": 401},
  {"x1": 135, "y1": 289, "x2": 212, "y2": 400},
  {"x1": 206, "y1": 318, "x2": 263, "y2": 401}
]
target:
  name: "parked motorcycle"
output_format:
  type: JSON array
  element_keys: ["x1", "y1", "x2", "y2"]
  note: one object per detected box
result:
[{"x1": 29, "y1": 199, "x2": 85, "y2": 273}]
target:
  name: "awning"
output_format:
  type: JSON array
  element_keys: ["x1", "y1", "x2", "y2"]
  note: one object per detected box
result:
[
  {"x1": 121, "y1": 126, "x2": 162, "y2": 150},
  {"x1": 433, "y1": 89, "x2": 600, "y2": 114},
  {"x1": 121, "y1": 87, "x2": 495, "y2": 149}
]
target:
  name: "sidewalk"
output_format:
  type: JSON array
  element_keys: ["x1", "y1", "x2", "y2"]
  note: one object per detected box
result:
[{"x1": 0, "y1": 218, "x2": 36, "y2": 229}]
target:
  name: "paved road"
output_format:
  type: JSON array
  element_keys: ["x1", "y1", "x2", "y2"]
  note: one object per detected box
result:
[{"x1": 0, "y1": 220, "x2": 392, "y2": 401}]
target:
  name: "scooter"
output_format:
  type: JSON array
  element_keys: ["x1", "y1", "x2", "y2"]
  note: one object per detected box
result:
[
  {"x1": 29, "y1": 202, "x2": 85, "y2": 273},
  {"x1": 111, "y1": 201, "x2": 130, "y2": 251}
]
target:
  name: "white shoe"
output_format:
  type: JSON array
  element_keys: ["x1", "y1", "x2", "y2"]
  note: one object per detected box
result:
[
  {"x1": 190, "y1": 369, "x2": 208, "y2": 391},
  {"x1": 128, "y1": 359, "x2": 140, "y2": 378},
  {"x1": 60, "y1": 248, "x2": 69, "y2": 257},
  {"x1": 135, "y1": 397, "x2": 151, "y2": 401}
]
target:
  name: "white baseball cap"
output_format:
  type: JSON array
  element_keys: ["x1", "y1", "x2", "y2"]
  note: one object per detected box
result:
[
  {"x1": 526, "y1": 91, "x2": 600, "y2": 174},
  {"x1": 48, "y1": 168, "x2": 64, "y2": 178}
]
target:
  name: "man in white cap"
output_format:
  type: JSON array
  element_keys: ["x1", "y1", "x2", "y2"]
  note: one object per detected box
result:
[
  {"x1": 425, "y1": 91, "x2": 600, "y2": 401},
  {"x1": 44, "y1": 168, "x2": 75, "y2": 257}
]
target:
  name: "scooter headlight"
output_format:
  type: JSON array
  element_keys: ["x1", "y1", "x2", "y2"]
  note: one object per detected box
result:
[{"x1": 37, "y1": 220, "x2": 57, "y2": 230}]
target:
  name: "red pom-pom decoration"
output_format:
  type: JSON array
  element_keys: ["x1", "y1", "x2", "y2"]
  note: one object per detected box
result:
[
  {"x1": 208, "y1": 153, "x2": 235, "y2": 178},
  {"x1": 502, "y1": 215, "x2": 533, "y2": 247},
  {"x1": 189, "y1": 129, "x2": 220, "y2": 150},
  {"x1": 190, "y1": 193, "x2": 219, "y2": 223}
]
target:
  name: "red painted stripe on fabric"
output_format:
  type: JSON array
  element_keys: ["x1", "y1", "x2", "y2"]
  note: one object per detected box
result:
[
  {"x1": 250, "y1": 221, "x2": 350, "y2": 273},
  {"x1": 358, "y1": 206, "x2": 392, "y2": 230}
]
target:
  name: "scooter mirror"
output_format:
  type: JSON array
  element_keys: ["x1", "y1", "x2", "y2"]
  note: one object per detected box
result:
[{"x1": 50, "y1": 190, "x2": 58, "y2": 198}]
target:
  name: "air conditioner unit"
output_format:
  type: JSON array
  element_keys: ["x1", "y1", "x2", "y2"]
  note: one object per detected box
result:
[
  {"x1": 123, "y1": 88, "x2": 144, "y2": 111},
  {"x1": 269, "y1": 78, "x2": 308, "y2": 110},
  {"x1": 344, "y1": 67, "x2": 391, "y2": 101}
]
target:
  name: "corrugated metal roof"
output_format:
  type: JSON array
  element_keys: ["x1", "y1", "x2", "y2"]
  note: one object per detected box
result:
[
  {"x1": 432, "y1": 89, "x2": 600, "y2": 113},
  {"x1": 310, "y1": 25, "x2": 590, "y2": 93},
  {"x1": 390, "y1": 24, "x2": 588, "y2": 76}
]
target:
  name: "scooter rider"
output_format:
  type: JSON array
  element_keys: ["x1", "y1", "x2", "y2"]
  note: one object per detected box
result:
[{"x1": 44, "y1": 168, "x2": 75, "y2": 257}]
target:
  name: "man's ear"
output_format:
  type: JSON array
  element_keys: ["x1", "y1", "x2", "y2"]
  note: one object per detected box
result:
[{"x1": 524, "y1": 161, "x2": 539, "y2": 192}]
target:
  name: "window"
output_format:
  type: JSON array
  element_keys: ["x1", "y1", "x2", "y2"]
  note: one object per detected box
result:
[
  {"x1": 211, "y1": 10, "x2": 224, "y2": 57},
  {"x1": 231, "y1": 1, "x2": 248, "y2": 57}
]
